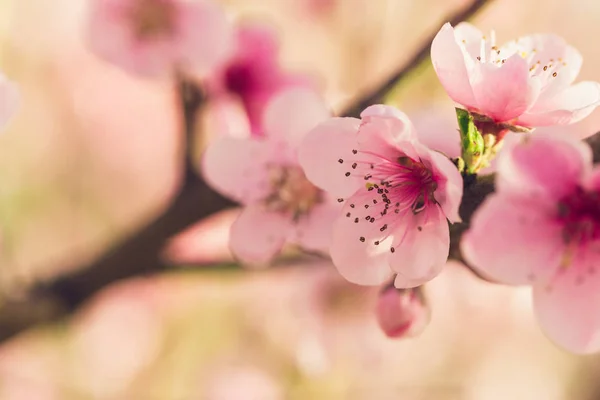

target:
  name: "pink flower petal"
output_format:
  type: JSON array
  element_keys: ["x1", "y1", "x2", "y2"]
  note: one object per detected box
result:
[
  {"x1": 293, "y1": 198, "x2": 340, "y2": 253},
  {"x1": 469, "y1": 54, "x2": 541, "y2": 122},
  {"x1": 453, "y1": 22, "x2": 484, "y2": 60},
  {"x1": 421, "y1": 148, "x2": 463, "y2": 223},
  {"x1": 431, "y1": 23, "x2": 477, "y2": 110},
  {"x1": 357, "y1": 107, "x2": 418, "y2": 160},
  {"x1": 461, "y1": 194, "x2": 564, "y2": 285},
  {"x1": 533, "y1": 253, "x2": 600, "y2": 353},
  {"x1": 235, "y1": 23, "x2": 280, "y2": 65},
  {"x1": 518, "y1": 81, "x2": 600, "y2": 127},
  {"x1": 176, "y1": 0, "x2": 233, "y2": 74},
  {"x1": 262, "y1": 88, "x2": 330, "y2": 145},
  {"x1": 411, "y1": 107, "x2": 461, "y2": 159},
  {"x1": 0, "y1": 76, "x2": 19, "y2": 131},
  {"x1": 329, "y1": 191, "x2": 394, "y2": 286},
  {"x1": 389, "y1": 206, "x2": 449, "y2": 288},
  {"x1": 360, "y1": 104, "x2": 414, "y2": 122},
  {"x1": 201, "y1": 137, "x2": 276, "y2": 204},
  {"x1": 229, "y1": 204, "x2": 293, "y2": 265},
  {"x1": 496, "y1": 133, "x2": 592, "y2": 201},
  {"x1": 524, "y1": 34, "x2": 583, "y2": 97},
  {"x1": 297, "y1": 117, "x2": 363, "y2": 199}
]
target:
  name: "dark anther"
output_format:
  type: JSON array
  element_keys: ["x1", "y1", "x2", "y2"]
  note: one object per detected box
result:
[
  {"x1": 350, "y1": 204, "x2": 355, "y2": 208},
  {"x1": 374, "y1": 241, "x2": 380, "y2": 245},
  {"x1": 346, "y1": 212, "x2": 351, "y2": 217},
  {"x1": 380, "y1": 224, "x2": 387, "y2": 232},
  {"x1": 337, "y1": 198, "x2": 344, "y2": 202},
  {"x1": 338, "y1": 159, "x2": 344, "y2": 164},
  {"x1": 352, "y1": 163, "x2": 357, "y2": 169},
  {"x1": 352, "y1": 149, "x2": 358, "y2": 154},
  {"x1": 345, "y1": 172, "x2": 351, "y2": 177},
  {"x1": 359, "y1": 236, "x2": 365, "y2": 242},
  {"x1": 390, "y1": 247, "x2": 395, "y2": 253},
  {"x1": 417, "y1": 226, "x2": 423, "y2": 231},
  {"x1": 354, "y1": 218, "x2": 359, "y2": 223}
]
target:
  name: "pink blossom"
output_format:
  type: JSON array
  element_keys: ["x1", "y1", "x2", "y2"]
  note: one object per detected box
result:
[
  {"x1": 431, "y1": 23, "x2": 600, "y2": 127},
  {"x1": 461, "y1": 133, "x2": 600, "y2": 353},
  {"x1": 298, "y1": 105, "x2": 463, "y2": 287},
  {"x1": 87, "y1": 0, "x2": 232, "y2": 78},
  {"x1": 0, "y1": 74, "x2": 19, "y2": 131},
  {"x1": 376, "y1": 285, "x2": 430, "y2": 338},
  {"x1": 207, "y1": 23, "x2": 314, "y2": 136},
  {"x1": 201, "y1": 88, "x2": 337, "y2": 265}
]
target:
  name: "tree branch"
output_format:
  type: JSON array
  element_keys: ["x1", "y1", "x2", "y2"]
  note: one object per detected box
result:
[{"x1": 339, "y1": 0, "x2": 493, "y2": 118}]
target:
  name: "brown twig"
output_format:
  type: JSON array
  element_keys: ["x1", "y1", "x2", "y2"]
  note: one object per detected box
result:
[{"x1": 339, "y1": 0, "x2": 493, "y2": 118}]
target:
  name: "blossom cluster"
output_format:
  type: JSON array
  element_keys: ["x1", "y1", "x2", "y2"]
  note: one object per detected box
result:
[{"x1": 4, "y1": 0, "x2": 600, "y2": 353}]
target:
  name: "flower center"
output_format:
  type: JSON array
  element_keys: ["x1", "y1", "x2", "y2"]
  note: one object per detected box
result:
[
  {"x1": 224, "y1": 62, "x2": 258, "y2": 98},
  {"x1": 264, "y1": 165, "x2": 322, "y2": 218},
  {"x1": 130, "y1": 0, "x2": 176, "y2": 40},
  {"x1": 557, "y1": 187, "x2": 600, "y2": 246},
  {"x1": 339, "y1": 149, "x2": 440, "y2": 251}
]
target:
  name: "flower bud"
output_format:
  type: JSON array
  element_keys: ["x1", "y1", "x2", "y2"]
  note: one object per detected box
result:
[{"x1": 375, "y1": 284, "x2": 430, "y2": 339}]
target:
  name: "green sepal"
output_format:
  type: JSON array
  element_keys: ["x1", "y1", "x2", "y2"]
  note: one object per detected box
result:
[{"x1": 456, "y1": 108, "x2": 484, "y2": 174}]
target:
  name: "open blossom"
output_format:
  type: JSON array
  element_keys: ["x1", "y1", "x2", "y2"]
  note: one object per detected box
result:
[
  {"x1": 431, "y1": 22, "x2": 600, "y2": 128},
  {"x1": 0, "y1": 73, "x2": 19, "y2": 131},
  {"x1": 207, "y1": 23, "x2": 314, "y2": 137},
  {"x1": 87, "y1": 0, "x2": 232, "y2": 78},
  {"x1": 376, "y1": 285, "x2": 430, "y2": 339},
  {"x1": 202, "y1": 88, "x2": 337, "y2": 265},
  {"x1": 462, "y1": 134, "x2": 600, "y2": 353},
  {"x1": 298, "y1": 105, "x2": 463, "y2": 288}
]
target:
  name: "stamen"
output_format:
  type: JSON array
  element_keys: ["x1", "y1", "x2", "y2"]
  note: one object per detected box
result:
[{"x1": 479, "y1": 38, "x2": 486, "y2": 63}]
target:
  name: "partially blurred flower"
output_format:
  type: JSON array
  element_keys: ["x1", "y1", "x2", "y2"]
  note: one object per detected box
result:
[
  {"x1": 462, "y1": 133, "x2": 600, "y2": 353},
  {"x1": 87, "y1": 0, "x2": 232, "y2": 78},
  {"x1": 376, "y1": 284, "x2": 430, "y2": 338},
  {"x1": 202, "y1": 88, "x2": 337, "y2": 265},
  {"x1": 207, "y1": 23, "x2": 314, "y2": 136},
  {"x1": 298, "y1": 105, "x2": 463, "y2": 288},
  {"x1": 431, "y1": 23, "x2": 600, "y2": 128},
  {"x1": 0, "y1": 74, "x2": 19, "y2": 131}
]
